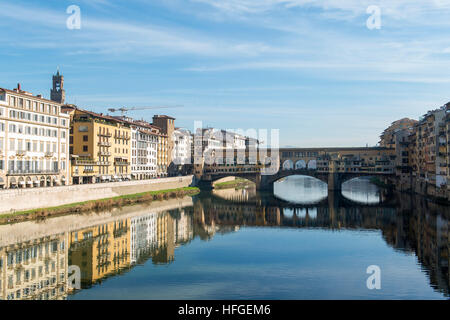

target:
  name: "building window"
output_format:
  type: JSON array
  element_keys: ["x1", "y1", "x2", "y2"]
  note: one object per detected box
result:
[
  {"x1": 83, "y1": 135, "x2": 88, "y2": 142},
  {"x1": 83, "y1": 145, "x2": 88, "y2": 152}
]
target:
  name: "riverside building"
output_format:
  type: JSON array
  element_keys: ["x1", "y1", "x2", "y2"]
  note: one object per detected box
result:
[
  {"x1": 152, "y1": 115, "x2": 175, "y2": 177},
  {"x1": 113, "y1": 116, "x2": 161, "y2": 180},
  {"x1": 62, "y1": 106, "x2": 131, "y2": 184},
  {"x1": 0, "y1": 83, "x2": 70, "y2": 189},
  {"x1": 171, "y1": 128, "x2": 193, "y2": 175}
]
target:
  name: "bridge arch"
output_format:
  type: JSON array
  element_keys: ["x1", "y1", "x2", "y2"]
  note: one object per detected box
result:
[
  {"x1": 207, "y1": 174, "x2": 260, "y2": 187},
  {"x1": 307, "y1": 160, "x2": 317, "y2": 170},
  {"x1": 295, "y1": 160, "x2": 306, "y2": 169},
  {"x1": 339, "y1": 175, "x2": 378, "y2": 186},
  {"x1": 282, "y1": 160, "x2": 294, "y2": 170},
  {"x1": 264, "y1": 170, "x2": 330, "y2": 187}
]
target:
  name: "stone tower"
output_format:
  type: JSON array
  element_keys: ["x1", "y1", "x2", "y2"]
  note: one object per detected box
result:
[
  {"x1": 153, "y1": 115, "x2": 175, "y2": 163},
  {"x1": 50, "y1": 69, "x2": 65, "y2": 104}
]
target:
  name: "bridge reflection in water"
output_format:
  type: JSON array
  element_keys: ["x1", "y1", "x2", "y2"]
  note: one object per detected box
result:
[{"x1": 0, "y1": 183, "x2": 448, "y2": 299}]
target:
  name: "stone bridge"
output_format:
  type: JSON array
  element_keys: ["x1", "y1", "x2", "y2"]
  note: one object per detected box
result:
[{"x1": 197, "y1": 147, "x2": 395, "y2": 191}]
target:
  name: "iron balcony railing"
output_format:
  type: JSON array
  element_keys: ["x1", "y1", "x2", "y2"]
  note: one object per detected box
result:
[
  {"x1": 98, "y1": 132, "x2": 112, "y2": 137},
  {"x1": 16, "y1": 150, "x2": 27, "y2": 156},
  {"x1": 7, "y1": 169, "x2": 60, "y2": 175},
  {"x1": 114, "y1": 134, "x2": 130, "y2": 140}
]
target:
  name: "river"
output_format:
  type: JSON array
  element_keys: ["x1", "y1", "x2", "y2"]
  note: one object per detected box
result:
[{"x1": 0, "y1": 176, "x2": 448, "y2": 300}]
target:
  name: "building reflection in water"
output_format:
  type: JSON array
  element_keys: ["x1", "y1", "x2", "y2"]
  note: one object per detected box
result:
[
  {"x1": 68, "y1": 218, "x2": 130, "y2": 288},
  {"x1": 0, "y1": 233, "x2": 68, "y2": 300},
  {"x1": 0, "y1": 183, "x2": 448, "y2": 299},
  {"x1": 341, "y1": 177, "x2": 382, "y2": 205}
]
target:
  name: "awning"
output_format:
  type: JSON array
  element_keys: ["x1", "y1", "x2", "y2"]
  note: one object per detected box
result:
[
  {"x1": 19, "y1": 181, "x2": 25, "y2": 185},
  {"x1": 26, "y1": 181, "x2": 32, "y2": 185},
  {"x1": 113, "y1": 175, "x2": 119, "y2": 179},
  {"x1": 61, "y1": 177, "x2": 66, "y2": 181},
  {"x1": 33, "y1": 181, "x2": 39, "y2": 185}
]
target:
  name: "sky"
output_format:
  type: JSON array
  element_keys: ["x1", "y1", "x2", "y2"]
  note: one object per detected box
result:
[{"x1": 1, "y1": 0, "x2": 450, "y2": 147}]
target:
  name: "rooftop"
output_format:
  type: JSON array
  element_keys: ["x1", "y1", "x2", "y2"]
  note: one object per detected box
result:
[{"x1": 0, "y1": 84, "x2": 62, "y2": 105}]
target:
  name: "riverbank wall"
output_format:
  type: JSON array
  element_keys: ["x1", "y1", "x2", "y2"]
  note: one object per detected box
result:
[{"x1": 0, "y1": 175, "x2": 196, "y2": 214}]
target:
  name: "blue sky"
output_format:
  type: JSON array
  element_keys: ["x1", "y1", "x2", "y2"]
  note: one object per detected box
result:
[{"x1": 1, "y1": 0, "x2": 450, "y2": 147}]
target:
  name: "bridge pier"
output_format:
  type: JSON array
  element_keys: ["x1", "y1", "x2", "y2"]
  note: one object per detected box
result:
[
  {"x1": 327, "y1": 172, "x2": 342, "y2": 191},
  {"x1": 258, "y1": 175, "x2": 273, "y2": 191},
  {"x1": 197, "y1": 180, "x2": 214, "y2": 190}
]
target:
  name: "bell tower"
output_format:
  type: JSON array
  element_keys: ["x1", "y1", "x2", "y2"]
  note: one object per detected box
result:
[{"x1": 50, "y1": 68, "x2": 65, "y2": 104}]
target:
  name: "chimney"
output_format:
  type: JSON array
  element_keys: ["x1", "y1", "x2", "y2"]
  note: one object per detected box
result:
[
  {"x1": 37, "y1": 94, "x2": 42, "y2": 98},
  {"x1": 17, "y1": 83, "x2": 21, "y2": 92}
]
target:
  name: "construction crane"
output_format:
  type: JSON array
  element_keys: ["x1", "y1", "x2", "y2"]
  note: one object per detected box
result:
[{"x1": 107, "y1": 105, "x2": 182, "y2": 116}]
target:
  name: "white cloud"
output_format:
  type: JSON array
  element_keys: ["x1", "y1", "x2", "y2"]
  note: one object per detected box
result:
[
  {"x1": 0, "y1": 2, "x2": 287, "y2": 58},
  {"x1": 191, "y1": 0, "x2": 450, "y2": 17}
]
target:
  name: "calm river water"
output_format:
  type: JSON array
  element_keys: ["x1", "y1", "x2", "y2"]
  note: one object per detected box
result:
[{"x1": 0, "y1": 176, "x2": 448, "y2": 300}]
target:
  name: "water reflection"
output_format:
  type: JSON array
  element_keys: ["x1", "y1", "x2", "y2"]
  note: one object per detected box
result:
[
  {"x1": 341, "y1": 177, "x2": 381, "y2": 204},
  {"x1": 0, "y1": 187, "x2": 448, "y2": 299},
  {"x1": 274, "y1": 176, "x2": 328, "y2": 204}
]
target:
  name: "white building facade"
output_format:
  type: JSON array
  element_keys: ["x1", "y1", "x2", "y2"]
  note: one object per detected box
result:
[
  {"x1": 172, "y1": 128, "x2": 192, "y2": 166},
  {"x1": 0, "y1": 86, "x2": 70, "y2": 189},
  {"x1": 130, "y1": 121, "x2": 159, "y2": 180}
]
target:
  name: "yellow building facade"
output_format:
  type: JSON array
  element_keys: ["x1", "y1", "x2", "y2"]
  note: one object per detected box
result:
[
  {"x1": 157, "y1": 134, "x2": 169, "y2": 177},
  {"x1": 63, "y1": 106, "x2": 131, "y2": 184}
]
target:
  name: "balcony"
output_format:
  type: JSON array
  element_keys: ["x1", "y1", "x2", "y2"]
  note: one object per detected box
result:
[
  {"x1": 98, "y1": 141, "x2": 111, "y2": 147},
  {"x1": 16, "y1": 150, "x2": 27, "y2": 156},
  {"x1": 114, "y1": 134, "x2": 130, "y2": 140},
  {"x1": 98, "y1": 132, "x2": 112, "y2": 137},
  {"x1": 73, "y1": 159, "x2": 97, "y2": 166},
  {"x1": 98, "y1": 151, "x2": 111, "y2": 156},
  {"x1": 45, "y1": 152, "x2": 54, "y2": 158},
  {"x1": 7, "y1": 169, "x2": 59, "y2": 175}
]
